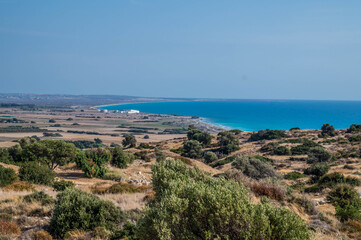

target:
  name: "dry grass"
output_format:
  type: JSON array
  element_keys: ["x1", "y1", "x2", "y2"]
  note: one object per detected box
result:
[
  {"x1": 250, "y1": 180, "x2": 287, "y2": 201},
  {"x1": 98, "y1": 193, "x2": 147, "y2": 211},
  {"x1": 3, "y1": 181, "x2": 34, "y2": 192},
  {"x1": 91, "y1": 182, "x2": 151, "y2": 195},
  {"x1": 32, "y1": 230, "x2": 53, "y2": 240},
  {"x1": 0, "y1": 220, "x2": 21, "y2": 237}
]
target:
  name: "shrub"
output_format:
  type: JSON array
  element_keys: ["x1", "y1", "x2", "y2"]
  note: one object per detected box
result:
[
  {"x1": 19, "y1": 162, "x2": 56, "y2": 185},
  {"x1": 143, "y1": 135, "x2": 149, "y2": 139},
  {"x1": 23, "y1": 191, "x2": 55, "y2": 206},
  {"x1": 204, "y1": 151, "x2": 218, "y2": 163},
  {"x1": 53, "y1": 180, "x2": 75, "y2": 191},
  {"x1": 260, "y1": 142, "x2": 278, "y2": 153},
  {"x1": 75, "y1": 148, "x2": 111, "y2": 178},
  {"x1": 0, "y1": 220, "x2": 21, "y2": 236},
  {"x1": 136, "y1": 159, "x2": 310, "y2": 240},
  {"x1": 182, "y1": 140, "x2": 203, "y2": 159},
  {"x1": 217, "y1": 131, "x2": 240, "y2": 154},
  {"x1": 347, "y1": 124, "x2": 361, "y2": 133},
  {"x1": 327, "y1": 184, "x2": 361, "y2": 221},
  {"x1": 284, "y1": 171, "x2": 306, "y2": 180},
  {"x1": 32, "y1": 230, "x2": 53, "y2": 240},
  {"x1": 307, "y1": 146, "x2": 334, "y2": 163},
  {"x1": 49, "y1": 188, "x2": 124, "y2": 238},
  {"x1": 111, "y1": 147, "x2": 135, "y2": 169},
  {"x1": 211, "y1": 156, "x2": 236, "y2": 168},
  {"x1": 187, "y1": 125, "x2": 212, "y2": 146},
  {"x1": 135, "y1": 150, "x2": 151, "y2": 162},
  {"x1": 304, "y1": 162, "x2": 330, "y2": 177},
  {"x1": 154, "y1": 148, "x2": 165, "y2": 162},
  {"x1": 248, "y1": 129, "x2": 288, "y2": 141},
  {"x1": 273, "y1": 146, "x2": 291, "y2": 155},
  {"x1": 319, "y1": 123, "x2": 336, "y2": 137},
  {"x1": 122, "y1": 135, "x2": 136, "y2": 148},
  {"x1": 101, "y1": 170, "x2": 126, "y2": 181},
  {"x1": 312, "y1": 172, "x2": 361, "y2": 191},
  {"x1": 232, "y1": 156, "x2": 278, "y2": 180},
  {"x1": 250, "y1": 179, "x2": 287, "y2": 201},
  {"x1": 0, "y1": 165, "x2": 17, "y2": 187},
  {"x1": 348, "y1": 135, "x2": 361, "y2": 142}
]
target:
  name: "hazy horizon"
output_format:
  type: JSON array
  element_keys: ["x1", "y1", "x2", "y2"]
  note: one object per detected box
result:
[{"x1": 1, "y1": 1, "x2": 361, "y2": 100}]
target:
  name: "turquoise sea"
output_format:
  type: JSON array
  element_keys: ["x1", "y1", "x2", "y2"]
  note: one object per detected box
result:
[{"x1": 99, "y1": 100, "x2": 361, "y2": 131}]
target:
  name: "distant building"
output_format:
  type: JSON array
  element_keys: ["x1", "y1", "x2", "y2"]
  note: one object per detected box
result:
[{"x1": 120, "y1": 109, "x2": 140, "y2": 114}]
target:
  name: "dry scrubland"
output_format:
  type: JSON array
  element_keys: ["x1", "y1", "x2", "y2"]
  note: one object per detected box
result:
[{"x1": 0, "y1": 105, "x2": 361, "y2": 239}]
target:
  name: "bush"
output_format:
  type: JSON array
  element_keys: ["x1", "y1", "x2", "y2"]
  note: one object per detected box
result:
[
  {"x1": 3, "y1": 181, "x2": 34, "y2": 191},
  {"x1": 182, "y1": 140, "x2": 203, "y2": 159},
  {"x1": 284, "y1": 171, "x2": 306, "y2": 180},
  {"x1": 75, "y1": 148, "x2": 111, "y2": 178},
  {"x1": 290, "y1": 139, "x2": 320, "y2": 155},
  {"x1": 347, "y1": 124, "x2": 361, "y2": 133},
  {"x1": 250, "y1": 179, "x2": 287, "y2": 201},
  {"x1": 248, "y1": 129, "x2": 288, "y2": 141},
  {"x1": 319, "y1": 123, "x2": 336, "y2": 137},
  {"x1": 136, "y1": 159, "x2": 310, "y2": 240},
  {"x1": 135, "y1": 150, "x2": 151, "y2": 162},
  {"x1": 111, "y1": 147, "x2": 135, "y2": 169},
  {"x1": 327, "y1": 184, "x2": 361, "y2": 221},
  {"x1": 154, "y1": 148, "x2": 165, "y2": 162},
  {"x1": 23, "y1": 191, "x2": 55, "y2": 206},
  {"x1": 187, "y1": 125, "x2": 212, "y2": 146},
  {"x1": 50, "y1": 188, "x2": 124, "y2": 238},
  {"x1": 307, "y1": 146, "x2": 334, "y2": 163},
  {"x1": 0, "y1": 165, "x2": 17, "y2": 187},
  {"x1": 304, "y1": 162, "x2": 330, "y2": 177},
  {"x1": 348, "y1": 135, "x2": 361, "y2": 142},
  {"x1": 217, "y1": 131, "x2": 240, "y2": 154},
  {"x1": 273, "y1": 146, "x2": 291, "y2": 155},
  {"x1": 204, "y1": 151, "x2": 218, "y2": 163},
  {"x1": 19, "y1": 162, "x2": 56, "y2": 185},
  {"x1": 53, "y1": 180, "x2": 75, "y2": 191},
  {"x1": 232, "y1": 156, "x2": 278, "y2": 180},
  {"x1": 122, "y1": 135, "x2": 136, "y2": 148}
]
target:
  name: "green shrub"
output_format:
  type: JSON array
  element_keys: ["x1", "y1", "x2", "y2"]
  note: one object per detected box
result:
[
  {"x1": 327, "y1": 184, "x2": 361, "y2": 221},
  {"x1": 204, "y1": 151, "x2": 218, "y2": 163},
  {"x1": 187, "y1": 125, "x2": 212, "y2": 146},
  {"x1": 211, "y1": 156, "x2": 236, "y2": 168},
  {"x1": 273, "y1": 146, "x2": 291, "y2": 155},
  {"x1": 19, "y1": 162, "x2": 56, "y2": 185},
  {"x1": 232, "y1": 156, "x2": 278, "y2": 180},
  {"x1": 347, "y1": 124, "x2": 361, "y2": 133},
  {"x1": 284, "y1": 171, "x2": 306, "y2": 180},
  {"x1": 319, "y1": 123, "x2": 336, "y2": 137},
  {"x1": 53, "y1": 180, "x2": 75, "y2": 191},
  {"x1": 217, "y1": 131, "x2": 240, "y2": 154},
  {"x1": 182, "y1": 140, "x2": 203, "y2": 159},
  {"x1": 304, "y1": 162, "x2": 330, "y2": 177},
  {"x1": 49, "y1": 188, "x2": 124, "y2": 238},
  {"x1": 75, "y1": 148, "x2": 111, "y2": 178},
  {"x1": 348, "y1": 135, "x2": 361, "y2": 142},
  {"x1": 154, "y1": 148, "x2": 165, "y2": 162},
  {"x1": 136, "y1": 159, "x2": 310, "y2": 240},
  {"x1": 23, "y1": 191, "x2": 55, "y2": 206},
  {"x1": 122, "y1": 135, "x2": 136, "y2": 148},
  {"x1": 248, "y1": 129, "x2": 288, "y2": 141},
  {"x1": 307, "y1": 146, "x2": 334, "y2": 163},
  {"x1": 290, "y1": 139, "x2": 320, "y2": 155},
  {"x1": 111, "y1": 147, "x2": 135, "y2": 169},
  {"x1": 0, "y1": 165, "x2": 17, "y2": 187}
]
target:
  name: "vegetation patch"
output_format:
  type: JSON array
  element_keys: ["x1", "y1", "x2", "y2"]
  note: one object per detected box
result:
[{"x1": 91, "y1": 182, "x2": 150, "y2": 194}]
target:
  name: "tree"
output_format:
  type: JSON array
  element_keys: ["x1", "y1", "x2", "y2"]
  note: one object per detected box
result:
[
  {"x1": 187, "y1": 125, "x2": 212, "y2": 146},
  {"x1": 307, "y1": 146, "x2": 334, "y2": 163},
  {"x1": 111, "y1": 147, "x2": 135, "y2": 169},
  {"x1": 122, "y1": 135, "x2": 136, "y2": 148},
  {"x1": 217, "y1": 131, "x2": 240, "y2": 154},
  {"x1": 319, "y1": 123, "x2": 336, "y2": 137},
  {"x1": 182, "y1": 140, "x2": 203, "y2": 159},
  {"x1": 76, "y1": 148, "x2": 112, "y2": 178},
  {"x1": 22, "y1": 140, "x2": 78, "y2": 169}
]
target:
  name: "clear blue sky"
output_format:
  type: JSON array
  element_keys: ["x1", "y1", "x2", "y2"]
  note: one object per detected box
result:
[{"x1": 1, "y1": 0, "x2": 361, "y2": 100}]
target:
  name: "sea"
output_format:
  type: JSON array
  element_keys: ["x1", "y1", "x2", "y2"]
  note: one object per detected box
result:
[{"x1": 98, "y1": 100, "x2": 361, "y2": 132}]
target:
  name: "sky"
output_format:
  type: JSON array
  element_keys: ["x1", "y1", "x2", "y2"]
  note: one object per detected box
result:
[{"x1": 1, "y1": 0, "x2": 361, "y2": 100}]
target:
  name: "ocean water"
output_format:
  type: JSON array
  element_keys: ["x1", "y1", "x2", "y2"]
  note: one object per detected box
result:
[{"x1": 99, "y1": 100, "x2": 361, "y2": 131}]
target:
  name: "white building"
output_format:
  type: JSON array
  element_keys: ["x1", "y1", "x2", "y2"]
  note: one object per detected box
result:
[{"x1": 120, "y1": 109, "x2": 140, "y2": 114}]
